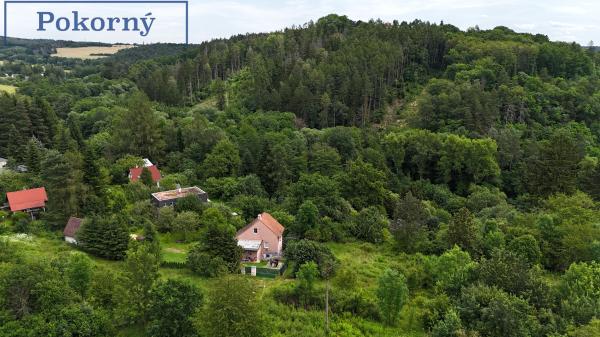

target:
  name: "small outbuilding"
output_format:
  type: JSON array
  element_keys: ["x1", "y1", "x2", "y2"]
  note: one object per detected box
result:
[
  {"x1": 6, "y1": 187, "x2": 48, "y2": 219},
  {"x1": 63, "y1": 216, "x2": 83, "y2": 244},
  {"x1": 0, "y1": 157, "x2": 7, "y2": 170},
  {"x1": 151, "y1": 186, "x2": 208, "y2": 207}
]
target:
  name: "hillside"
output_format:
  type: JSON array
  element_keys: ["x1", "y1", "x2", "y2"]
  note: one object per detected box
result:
[{"x1": 0, "y1": 14, "x2": 599, "y2": 337}]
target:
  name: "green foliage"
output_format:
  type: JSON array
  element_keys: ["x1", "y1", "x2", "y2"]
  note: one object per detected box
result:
[
  {"x1": 431, "y1": 246, "x2": 477, "y2": 295},
  {"x1": 187, "y1": 218, "x2": 242, "y2": 276},
  {"x1": 351, "y1": 206, "x2": 389, "y2": 244},
  {"x1": 111, "y1": 91, "x2": 165, "y2": 159},
  {"x1": 447, "y1": 208, "x2": 480, "y2": 255},
  {"x1": 119, "y1": 243, "x2": 160, "y2": 324},
  {"x1": 78, "y1": 215, "x2": 130, "y2": 260},
  {"x1": 67, "y1": 252, "x2": 93, "y2": 299},
  {"x1": 458, "y1": 284, "x2": 541, "y2": 337},
  {"x1": 140, "y1": 167, "x2": 154, "y2": 186},
  {"x1": 147, "y1": 279, "x2": 203, "y2": 337},
  {"x1": 559, "y1": 262, "x2": 600, "y2": 325},
  {"x1": 392, "y1": 192, "x2": 432, "y2": 253},
  {"x1": 296, "y1": 262, "x2": 319, "y2": 308},
  {"x1": 284, "y1": 239, "x2": 338, "y2": 277},
  {"x1": 507, "y1": 234, "x2": 542, "y2": 266},
  {"x1": 376, "y1": 268, "x2": 409, "y2": 326},
  {"x1": 195, "y1": 276, "x2": 265, "y2": 337}
]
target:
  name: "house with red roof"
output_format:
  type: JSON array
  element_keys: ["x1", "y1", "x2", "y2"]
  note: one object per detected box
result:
[
  {"x1": 63, "y1": 217, "x2": 83, "y2": 244},
  {"x1": 129, "y1": 165, "x2": 161, "y2": 186},
  {"x1": 6, "y1": 187, "x2": 48, "y2": 219},
  {"x1": 236, "y1": 212, "x2": 285, "y2": 262}
]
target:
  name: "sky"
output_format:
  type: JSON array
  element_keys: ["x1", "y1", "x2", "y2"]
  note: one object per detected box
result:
[{"x1": 2, "y1": 0, "x2": 599, "y2": 45}]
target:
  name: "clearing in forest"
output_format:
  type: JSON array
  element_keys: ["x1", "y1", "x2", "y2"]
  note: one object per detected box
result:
[{"x1": 51, "y1": 44, "x2": 134, "y2": 59}]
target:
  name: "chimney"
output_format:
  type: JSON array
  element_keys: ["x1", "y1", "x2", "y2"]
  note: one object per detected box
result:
[{"x1": 257, "y1": 214, "x2": 262, "y2": 219}]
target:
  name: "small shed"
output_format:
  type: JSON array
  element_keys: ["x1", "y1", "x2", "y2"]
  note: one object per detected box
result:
[
  {"x1": 0, "y1": 158, "x2": 7, "y2": 170},
  {"x1": 63, "y1": 217, "x2": 83, "y2": 244}
]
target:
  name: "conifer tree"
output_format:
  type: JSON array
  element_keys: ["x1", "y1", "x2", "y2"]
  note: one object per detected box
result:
[{"x1": 140, "y1": 167, "x2": 154, "y2": 186}]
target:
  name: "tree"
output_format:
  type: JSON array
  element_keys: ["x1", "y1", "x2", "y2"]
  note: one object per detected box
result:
[
  {"x1": 478, "y1": 249, "x2": 532, "y2": 296},
  {"x1": 431, "y1": 309, "x2": 466, "y2": 337},
  {"x1": 195, "y1": 276, "x2": 265, "y2": 337},
  {"x1": 67, "y1": 253, "x2": 93, "y2": 300},
  {"x1": 147, "y1": 279, "x2": 203, "y2": 337},
  {"x1": 559, "y1": 262, "x2": 600, "y2": 325},
  {"x1": 201, "y1": 139, "x2": 241, "y2": 178},
  {"x1": 507, "y1": 235, "x2": 541, "y2": 266},
  {"x1": 78, "y1": 215, "x2": 130, "y2": 260},
  {"x1": 112, "y1": 92, "x2": 165, "y2": 159},
  {"x1": 447, "y1": 207, "x2": 479, "y2": 255},
  {"x1": 284, "y1": 239, "x2": 338, "y2": 276},
  {"x1": 339, "y1": 160, "x2": 388, "y2": 210},
  {"x1": 391, "y1": 192, "x2": 431, "y2": 253},
  {"x1": 187, "y1": 220, "x2": 242, "y2": 276},
  {"x1": 296, "y1": 261, "x2": 319, "y2": 309},
  {"x1": 376, "y1": 268, "x2": 409, "y2": 326},
  {"x1": 173, "y1": 211, "x2": 200, "y2": 242},
  {"x1": 140, "y1": 167, "x2": 154, "y2": 186},
  {"x1": 120, "y1": 243, "x2": 160, "y2": 324},
  {"x1": 459, "y1": 284, "x2": 540, "y2": 337},
  {"x1": 294, "y1": 200, "x2": 319, "y2": 238},
  {"x1": 432, "y1": 246, "x2": 477, "y2": 295},
  {"x1": 526, "y1": 129, "x2": 584, "y2": 196},
  {"x1": 41, "y1": 150, "x2": 84, "y2": 222},
  {"x1": 351, "y1": 206, "x2": 389, "y2": 243}
]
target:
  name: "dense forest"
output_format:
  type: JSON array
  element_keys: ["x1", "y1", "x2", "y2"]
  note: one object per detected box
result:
[{"x1": 0, "y1": 14, "x2": 599, "y2": 337}]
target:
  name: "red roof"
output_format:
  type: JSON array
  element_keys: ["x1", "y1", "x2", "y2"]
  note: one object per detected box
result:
[
  {"x1": 129, "y1": 165, "x2": 161, "y2": 183},
  {"x1": 237, "y1": 212, "x2": 285, "y2": 237},
  {"x1": 6, "y1": 187, "x2": 48, "y2": 212},
  {"x1": 63, "y1": 217, "x2": 83, "y2": 237}
]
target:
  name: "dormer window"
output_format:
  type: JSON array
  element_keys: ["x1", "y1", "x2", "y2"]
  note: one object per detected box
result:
[{"x1": 253, "y1": 228, "x2": 258, "y2": 234}]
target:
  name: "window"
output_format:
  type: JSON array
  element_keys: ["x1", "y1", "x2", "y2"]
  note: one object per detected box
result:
[
  {"x1": 264, "y1": 242, "x2": 269, "y2": 249},
  {"x1": 253, "y1": 228, "x2": 258, "y2": 234}
]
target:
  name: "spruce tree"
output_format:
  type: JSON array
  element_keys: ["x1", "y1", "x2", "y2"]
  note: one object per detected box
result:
[
  {"x1": 140, "y1": 167, "x2": 154, "y2": 186},
  {"x1": 78, "y1": 215, "x2": 130, "y2": 260}
]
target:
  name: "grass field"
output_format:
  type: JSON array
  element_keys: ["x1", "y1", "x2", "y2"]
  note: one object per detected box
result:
[
  {"x1": 0, "y1": 84, "x2": 16, "y2": 94},
  {"x1": 51, "y1": 45, "x2": 134, "y2": 59}
]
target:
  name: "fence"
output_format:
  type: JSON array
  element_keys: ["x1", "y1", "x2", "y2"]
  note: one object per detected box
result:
[
  {"x1": 242, "y1": 263, "x2": 286, "y2": 278},
  {"x1": 161, "y1": 261, "x2": 186, "y2": 269}
]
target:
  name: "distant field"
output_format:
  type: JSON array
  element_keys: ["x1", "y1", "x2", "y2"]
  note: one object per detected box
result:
[
  {"x1": 51, "y1": 45, "x2": 134, "y2": 59},
  {"x1": 0, "y1": 84, "x2": 16, "y2": 93}
]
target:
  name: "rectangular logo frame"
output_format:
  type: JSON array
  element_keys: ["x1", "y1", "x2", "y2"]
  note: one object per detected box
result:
[{"x1": 3, "y1": 0, "x2": 189, "y2": 45}]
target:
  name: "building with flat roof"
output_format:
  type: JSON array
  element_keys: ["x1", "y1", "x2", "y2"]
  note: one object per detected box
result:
[{"x1": 151, "y1": 186, "x2": 208, "y2": 207}]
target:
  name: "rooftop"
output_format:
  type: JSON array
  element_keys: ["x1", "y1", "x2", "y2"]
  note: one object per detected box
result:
[
  {"x1": 63, "y1": 217, "x2": 83, "y2": 237},
  {"x1": 151, "y1": 186, "x2": 206, "y2": 202},
  {"x1": 238, "y1": 239, "x2": 262, "y2": 251},
  {"x1": 129, "y1": 165, "x2": 161, "y2": 182},
  {"x1": 7, "y1": 187, "x2": 48, "y2": 212}
]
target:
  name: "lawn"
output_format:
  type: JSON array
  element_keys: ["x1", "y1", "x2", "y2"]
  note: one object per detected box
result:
[
  {"x1": 0, "y1": 84, "x2": 16, "y2": 94},
  {"x1": 159, "y1": 234, "x2": 191, "y2": 263}
]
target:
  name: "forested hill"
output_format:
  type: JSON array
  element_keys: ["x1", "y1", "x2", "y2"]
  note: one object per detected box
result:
[{"x1": 115, "y1": 15, "x2": 599, "y2": 130}]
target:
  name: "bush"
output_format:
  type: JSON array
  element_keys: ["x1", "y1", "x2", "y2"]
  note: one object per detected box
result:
[
  {"x1": 284, "y1": 239, "x2": 338, "y2": 277},
  {"x1": 187, "y1": 250, "x2": 228, "y2": 277}
]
